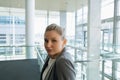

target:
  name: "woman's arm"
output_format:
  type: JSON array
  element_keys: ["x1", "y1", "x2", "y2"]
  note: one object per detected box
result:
[{"x1": 56, "y1": 58, "x2": 76, "y2": 80}]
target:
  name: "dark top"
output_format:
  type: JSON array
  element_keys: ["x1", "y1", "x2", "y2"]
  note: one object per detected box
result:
[{"x1": 40, "y1": 48, "x2": 76, "y2": 80}]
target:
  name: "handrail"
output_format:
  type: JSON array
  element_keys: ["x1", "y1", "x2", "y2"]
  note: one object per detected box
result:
[
  {"x1": 66, "y1": 45, "x2": 87, "y2": 52},
  {"x1": 0, "y1": 45, "x2": 45, "y2": 63},
  {"x1": 75, "y1": 56, "x2": 120, "y2": 63},
  {"x1": 35, "y1": 46, "x2": 44, "y2": 65},
  {"x1": 0, "y1": 45, "x2": 35, "y2": 47}
]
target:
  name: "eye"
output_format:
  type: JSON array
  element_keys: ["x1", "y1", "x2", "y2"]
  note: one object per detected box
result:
[
  {"x1": 52, "y1": 39, "x2": 57, "y2": 42},
  {"x1": 44, "y1": 38, "x2": 48, "y2": 43}
]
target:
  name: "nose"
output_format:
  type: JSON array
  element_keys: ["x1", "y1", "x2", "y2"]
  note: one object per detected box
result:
[{"x1": 45, "y1": 41, "x2": 52, "y2": 48}]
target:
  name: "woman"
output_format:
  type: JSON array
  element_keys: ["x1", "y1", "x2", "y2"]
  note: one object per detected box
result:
[{"x1": 40, "y1": 23, "x2": 76, "y2": 80}]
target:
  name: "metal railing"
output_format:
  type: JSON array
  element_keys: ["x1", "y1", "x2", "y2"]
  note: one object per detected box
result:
[
  {"x1": 0, "y1": 45, "x2": 120, "y2": 80},
  {"x1": 35, "y1": 46, "x2": 46, "y2": 72},
  {"x1": 0, "y1": 45, "x2": 47, "y2": 72}
]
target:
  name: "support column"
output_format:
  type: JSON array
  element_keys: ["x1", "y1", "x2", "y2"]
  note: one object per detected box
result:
[
  {"x1": 112, "y1": 0, "x2": 119, "y2": 79},
  {"x1": 47, "y1": 10, "x2": 49, "y2": 25},
  {"x1": 87, "y1": 0, "x2": 101, "y2": 80},
  {"x1": 60, "y1": 11, "x2": 66, "y2": 29},
  {"x1": 25, "y1": 0, "x2": 35, "y2": 59}
]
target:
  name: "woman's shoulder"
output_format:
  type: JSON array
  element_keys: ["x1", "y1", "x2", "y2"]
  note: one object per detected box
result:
[{"x1": 56, "y1": 50, "x2": 74, "y2": 63}]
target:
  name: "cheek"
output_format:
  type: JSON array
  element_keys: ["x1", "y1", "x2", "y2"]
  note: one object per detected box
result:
[{"x1": 57, "y1": 42, "x2": 64, "y2": 48}]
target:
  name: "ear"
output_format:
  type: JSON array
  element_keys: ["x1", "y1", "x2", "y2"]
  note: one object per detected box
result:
[{"x1": 63, "y1": 39, "x2": 67, "y2": 46}]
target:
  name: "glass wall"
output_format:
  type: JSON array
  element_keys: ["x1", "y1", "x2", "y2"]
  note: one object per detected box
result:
[
  {"x1": 0, "y1": 0, "x2": 120, "y2": 80},
  {"x1": 101, "y1": 0, "x2": 120, "y2": 80},
  {"x1": 74, "y1": 0, "x2": 120, "y2": 80},
  {"x1": 0, "y1": 7, "x2": 26, "y2": 60}
]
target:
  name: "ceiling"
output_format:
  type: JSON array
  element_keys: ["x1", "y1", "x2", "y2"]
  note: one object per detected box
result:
[{"x1": 0, "y1": 0, "x2": 87, "y2": 12}]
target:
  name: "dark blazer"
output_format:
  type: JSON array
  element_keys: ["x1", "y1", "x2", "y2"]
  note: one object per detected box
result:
[{"x1": 40, "y1": 48, "x2": 76, "y2": 80}]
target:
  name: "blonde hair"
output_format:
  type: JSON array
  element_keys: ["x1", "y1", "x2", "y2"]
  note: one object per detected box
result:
[{"x1": 45, "y1": 23, "x2": 66, "y2": 39}]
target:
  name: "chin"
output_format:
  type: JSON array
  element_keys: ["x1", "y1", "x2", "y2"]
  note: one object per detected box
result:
[
  {"x1": 48, "y1": 53, "x2": 54, "y2": 56},
  {"x1": 48, "y1": 53, "x2": 55, "y2": 58}
]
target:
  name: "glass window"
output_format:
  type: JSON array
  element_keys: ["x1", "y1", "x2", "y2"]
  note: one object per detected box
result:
[{"x1": 48, "y1": 11, "x2": 60, "y2": 25}]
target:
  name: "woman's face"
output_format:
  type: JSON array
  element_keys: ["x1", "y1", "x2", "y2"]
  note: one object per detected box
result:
[{"x1": 44, "y1": 30, "x2": 66, "y2": 58}]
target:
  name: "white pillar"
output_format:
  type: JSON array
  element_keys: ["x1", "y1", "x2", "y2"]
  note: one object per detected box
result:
[
  {"x1": 112, "y1": 0, "x2": 119, "y2": 79},
  {"x1": 87, "y1": 0, "x2": 101, "y2": 80},
  {"x1": 25, "y1": 0, "x2": 35, "y2": 59},
  {"x1": 60, "y1": 11, "x2": 66, "y2": 28},
  {"x1": 47, "y1": 10, "x2": 49, "y2": 25}
]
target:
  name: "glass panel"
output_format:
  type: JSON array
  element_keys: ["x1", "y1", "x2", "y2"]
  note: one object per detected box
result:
[
  {"x1": 48, "y1": 11, "x2": 60, "y2": 25},
  {"x1": 35, "y1": 10, "x2": 47, "y2": 46},
  {"x1": 101, "y1": 0, "x2": 114, "y2": 19},
  {"x1": 0, "y1": 46, "x2": 26, "y2": 61},
  {"x1": 66, "y1": 12, "x2": 75, "y2": 46},
  {"x1": 0, "y1": 7, "x2": 26, "y2": 60}
]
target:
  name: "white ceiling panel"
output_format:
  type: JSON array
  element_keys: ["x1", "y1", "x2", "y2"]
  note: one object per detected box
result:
[{"x1": 0, "y1": 0, "x2": 87, "y2": 12}]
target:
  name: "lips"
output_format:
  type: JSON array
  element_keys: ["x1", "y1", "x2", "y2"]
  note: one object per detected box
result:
[{"x1": 46, "y1": 49, "x2": 52, "y2": 53}]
